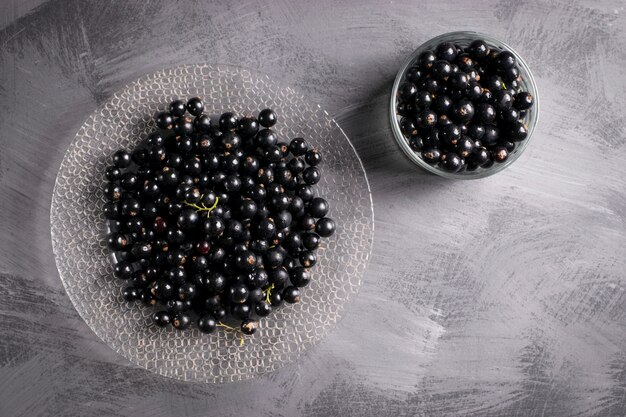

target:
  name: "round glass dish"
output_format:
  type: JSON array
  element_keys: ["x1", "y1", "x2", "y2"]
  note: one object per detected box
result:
[
  {"x1": 50, "y1": 64, "x2": 374, "y2": 383},
  {"x1": 390, "y1": 31, "x2": 539, "y2": 179}
]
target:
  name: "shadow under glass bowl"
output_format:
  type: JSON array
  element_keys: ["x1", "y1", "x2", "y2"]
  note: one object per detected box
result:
[{"x1": 390, "y1": 31, "x2": 540, "y2": 179}]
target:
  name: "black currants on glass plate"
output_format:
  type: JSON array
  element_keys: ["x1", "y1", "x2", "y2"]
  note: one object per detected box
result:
[
  {"x1": 103, "y1": 97, "x2": 336, "y2": 338},
  {"x1": 392, "y1": 32, "x2": 538, "y2": 178}
]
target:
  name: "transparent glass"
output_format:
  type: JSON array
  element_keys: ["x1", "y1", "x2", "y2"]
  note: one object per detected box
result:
[
  {"x1": 390, "y1": 31, "x2": 540, "y2": 179},
  {"x1": 50, "y1": 64, "x2": 374, "y2": 383}
]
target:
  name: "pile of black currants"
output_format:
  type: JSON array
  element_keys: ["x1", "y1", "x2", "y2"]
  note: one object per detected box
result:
[
  {"x1": 396, "y1": 39, "x2": 535, "y2": 173},
  {"x1": 103, "y1": 97, "x2": 336, "y2": 338}
]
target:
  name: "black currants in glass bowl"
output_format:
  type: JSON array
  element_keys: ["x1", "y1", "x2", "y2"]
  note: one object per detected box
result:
[
  {"x1": 391, "y1": 31, "x2": 539, "y2": 179},
  {"x1": 103, "y1": 97, "x2": 336, "y2": 339}
]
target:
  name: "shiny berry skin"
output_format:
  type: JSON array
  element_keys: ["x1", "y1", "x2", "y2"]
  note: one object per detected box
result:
[
  {"x1": 288, "y1": 138, "x2": 307, "y2": 156},
  {"x1": 415, "y1": 91, "x2": 432, "y2": 109},
  {"x1": 450, "y1": 72, "x2": 469, "y2": 90},
  {"x1": 500, "y1": 107, "x2": 520, "y2": 124},
  {"x1": 433, "y1": 95, "x2": 453, "y2": 114},
  {"x1": 219, "y1": 112, "x2": 238, "y2": 130},
  {"x1": 273, "y1": 211, "x2": 291, "y2": 230},
  {"x1": 105, "y1": 165, "x2": 122, "y2": 181},
  {"x1": 268, "y1": 267, "x2": 288, "y2": 287},
  {"x1": 237, "y1": 115, "x2": 260, "y2": 137},
  {"x1": 172, "y1": 313, "x2": 191, "y2": 330},
  {"x1": 482, "y1": 125, "x2": 500, "y2": 146},
  {"x1": 153, "y1": 311, "x2": 172, "y2": 327},
  {"x1": 297, "y1": 185, "x2": 314, "y2": 202},
  {"x1": 177, "y1": 208, "x2": 199, "y2": 230},
  {"x1": 467, "y1": 82, "x2": 483, "y2": 101},
  {"x1": 286, "y1": 158, "x2": 305, "y2": 175},
  {"x1": 301, "y1": 232, "x2": 320, "y2": 251},
  {"x1": 475, "y1": 103, "x2": 496, "y2": 124},
  {"x1": 472, "y1": 147, "x2": 490, "y2": 166},
  {"x1": 241, "y1": 319, "x2": 259, "y2": 335},
  {"x1": 256, "y1": 129, "x2": 277, "y2": 148},
  {"x1": 304, "y1": 149, "x2": 322, "y2": 166},
  {"x1": 455, "y1": 136, "x2": 475, "y2": 158},
  {"x1": 495, "y1": 51, "x2": 516, "y2": 69},
  {"x1": 228, "y1": 284, "x2": 249, "y2": 304},
  {"x1": 120, "y1": 200, "x2": 141, "y2": 220},
  {"x1": 169, "y1": 100, "x2": 187, "y2": 117},
  {"x1": 289, "y1": 266, "x2": 311, "y2": 287},
  {"x1": 405, "y1": 66, "x2": 422, "y2": 82},
  {"x1": 173, "y1": 117, "x2": 193, "y2": 136},
  {"x1": 315, "y1": 217, "x2": 335, "y2": 237},
  {"x1": 467, "y1": 39, "x2": 490, "y2": 60},
  {"x1": 432, "y1": 60, "x2": 452, "y2": 80},
  {"x1": 452, "y1": 100, "x2": 474, "y2": 123},
  {"x1": 300, "y1": 251, "x2": 317, "y2": 268},
  {"x1": 441, "y1": 152, "x2": 463, "y2": 172},
  {"x1": 283, "y1": 232, "x2": 303, "y2": 254},
  {"x1": 194, "y1": 114, "x2": 212, "y2": 133},
  {"x1": 500, "y1": 141, "x2": 516, "y2": 152},
  {"x1": 397, "y1": 82, "x2": 418, "y2": 101},
  {"x1": 204, "y1": 216, "x2": 225, "y2": 238},
  {"x1": 468, "y1": 124, "x2": 486, "y2": 140},
  {"x1": 264, "y1": 145, "x2": 282, "y2": 163},
  {"x1": 113, "y1": 150, "x2": 131, "y2": 168},
  {"x1": 509, "y1": 122, "x2": 528, "y2": 141},
  {"x1": 197, "y1": 314, "x2": 217, "y2": 333},
  {"x1": 113, "y1": 261, "x2": 135, "y2": 279},
  {"x1": 234, "y1": 250, "x2": 257, "y2": 272},
  {"x1": 456, "y1": 53, "x2": 474, "y2": 71},
  {"x1": 140, "y1": 290, "x2": 158, "y2": 306},
  {"x1": 492, "y1": 146, "x2": 509, "y2": 163},
  {"x1": 186, "y1": 97, "x2": 204, "y2": 116},
  {"x1": 493, "y1": 90, "x2": 513, "y2": 110},
  {"x1": 177, "y1": 282, "x2": 196, "y2": 301},
  {"x1": 302, "y1": 167, "x2": 321, "y2": 185},
  {"x1": 151, "y1": 279, "x2": 175, "y2": 301},
  {"x1": 421, "y1": 147, "x2": 442, "y2": 164},
  {"x1": 307, "y1": 197, "x2": 329, "y2": 218},
  {"x1": 156, "y1": 111, "x2": 174, "y2": 129},
  {"x1": 514, "y1": 92, "x2": 534, "y2": 110},
  {"x1": 483, "y1": 74, "x2": 504, "y2": 91},
  {"x1": 423, "y1": 78, "x2": 440, "y2": 94},
  {"x1": 440, "y1": 124, "x2": 462, "y2": 146},
  {"x1": 500, "y1": 65, "x2": 520, "y2": 82},
  {"x1": 435, "y1": 42, "x2": 458, "y2": 61},
  {"x1": 120, "y1": 173, "x2": 138, "y2": 191},
  {"x1": 123, "y1": 286, "x2": 139, "y2": 301},
  {"x1": 258, "y1": 108, "x2": 277, "y2": 128},
  {"x1": 282, "y1": 286, "x2": 301, "y2": 304},
  {"x1": 231, "y1": 303, "x2": 251, "y2": 319},
  {"x1": 103, "y1": 202, "x2": 120, "y2": 219},
  {"x1": 409, "y1": 137, "x2": 424, "y2": 151},
  {"x1": 400, "y1": 118, "x2": 418, "y2": 139},
  {"x1": 288, "y1": 197, "x2": 305, "y2": 216},
  {"x1": 255, "y1": 301, "x2": 272, "y2": 317},
  {"x1": 104, "y1": 183, "x2": 124, "y2": 201},
  {"x1": 417, "y1": 50, "x2": 436, "y2": 69},
  {"x1": 183, "y1": 187, "x2": 202, "y2": 203},
  {"x1": 418, "y1": 109, "x2": 437, "y2": 129}
]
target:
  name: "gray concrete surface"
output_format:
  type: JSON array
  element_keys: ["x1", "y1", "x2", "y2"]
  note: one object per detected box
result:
[{"x1": 1, "y1": 0, "x2": 625, "y2": 416}]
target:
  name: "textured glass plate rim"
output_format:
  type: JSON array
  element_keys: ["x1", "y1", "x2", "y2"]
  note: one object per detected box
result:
[
  {"x1": 389, "y1": 31, "x2": 540, "y2": 179},
  {"x1": 49, "y1": 63, "x2": 375, "y2": 383}
]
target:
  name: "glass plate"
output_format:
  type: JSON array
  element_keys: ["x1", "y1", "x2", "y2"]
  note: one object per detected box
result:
[{"x1": 50, "y1": 64, "x2": 374, "y2": 383}]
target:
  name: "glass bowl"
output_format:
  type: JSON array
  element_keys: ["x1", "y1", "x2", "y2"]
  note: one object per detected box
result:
[
  {"x1": 50, "y1": 64, "x2": 374, "y2": 383},
  {"x1": 390, "y1": 31, "x2": 540, "y2": 179}
]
